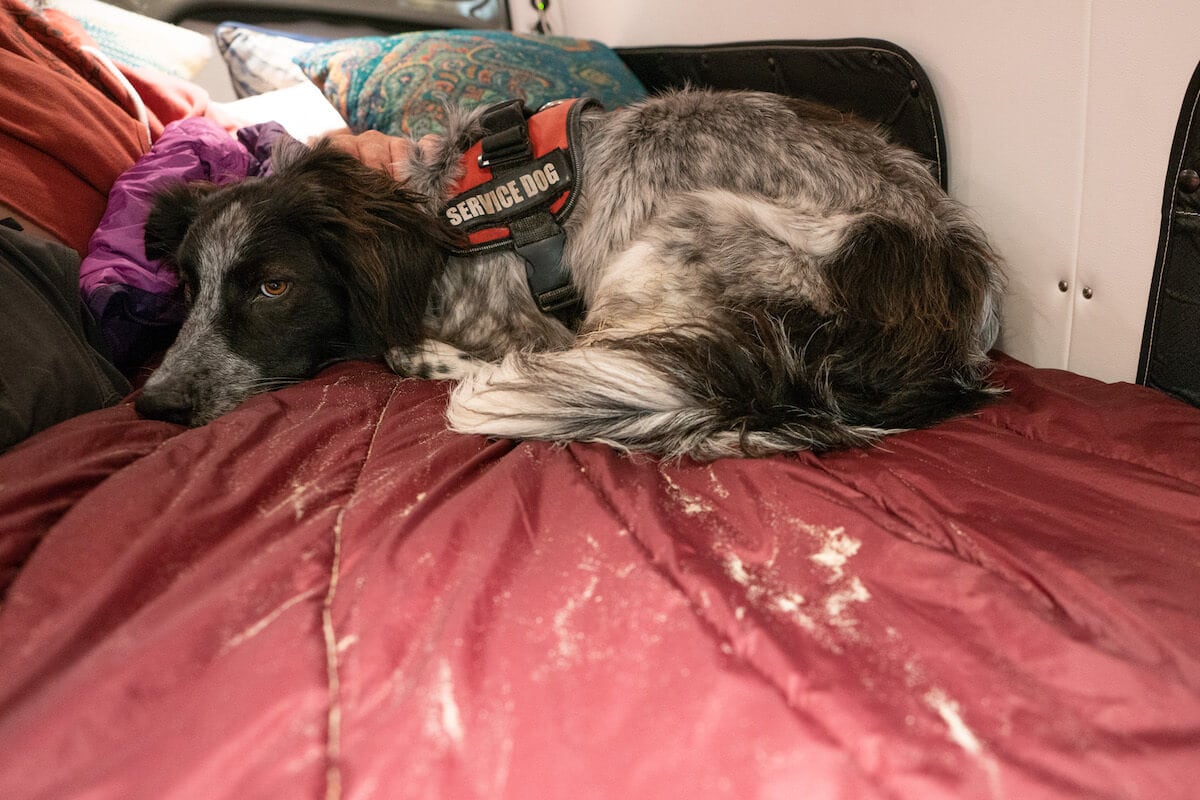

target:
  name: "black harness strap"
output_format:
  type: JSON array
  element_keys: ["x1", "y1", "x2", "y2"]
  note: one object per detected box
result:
[
  {"x1": 473, "y1": 100, "x2": 584, "y2": 328},
  {"x1": 477, "y1": 100, "x2": 534, "y2": 169}
]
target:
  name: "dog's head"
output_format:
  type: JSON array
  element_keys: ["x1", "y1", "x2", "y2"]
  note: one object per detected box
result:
[{"x1": 135, "y1": 140, "x2": 454, "y2": 426}]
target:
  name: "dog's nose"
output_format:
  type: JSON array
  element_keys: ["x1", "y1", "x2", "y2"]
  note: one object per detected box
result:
[{"x1": 135, "y1": 386, "x2": 195, "y2": 426}]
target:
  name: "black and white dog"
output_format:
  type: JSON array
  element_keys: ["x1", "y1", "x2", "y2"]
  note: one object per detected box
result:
[{"x1": 138, "y1": 89, "x2": 1004, "y2": 459}]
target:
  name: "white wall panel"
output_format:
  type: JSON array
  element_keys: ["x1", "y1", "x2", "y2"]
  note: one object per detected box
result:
[{"x1": 1069, "y1": 0, "x2": 1198, "y2": 382}]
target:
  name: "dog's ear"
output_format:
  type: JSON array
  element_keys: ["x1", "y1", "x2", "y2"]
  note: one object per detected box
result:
[
  {"x1": 145, "y1": 183, "x2": 217, "y2": 261},
  {"x1": 345, "y1": 190, "x2": 459, "y2": 351},
  {"x1": 282, "y1": 144, "x2": 461, "y2": 354},
  {"x1": 269, "y1": 135, "x2": 310, "y2": 176}
]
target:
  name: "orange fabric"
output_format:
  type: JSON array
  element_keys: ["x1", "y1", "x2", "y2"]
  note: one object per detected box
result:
[
  {"x1": 1, "y1": 0, "x2": 147, "y2": 255},
  {"x1": 0, "y1": 0, "x2": 231, "y2": 256},
  {"x1": 34, "y1": 7, "x2": 223, "y2": 138}
]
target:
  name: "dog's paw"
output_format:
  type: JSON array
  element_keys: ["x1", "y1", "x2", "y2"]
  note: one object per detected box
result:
[{"x1": 385, "y1": 340, "x2": 478, "y2": 380}]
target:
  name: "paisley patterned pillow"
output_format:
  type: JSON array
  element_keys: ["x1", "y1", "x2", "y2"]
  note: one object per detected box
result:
[{"x1": 294, "y1": 29, "x2": 647, "y2": 137}]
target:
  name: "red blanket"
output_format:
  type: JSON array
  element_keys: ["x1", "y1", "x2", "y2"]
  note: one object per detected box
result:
[{"x1": 1, "y1": 355, "x2": 1197, "y2": 799}]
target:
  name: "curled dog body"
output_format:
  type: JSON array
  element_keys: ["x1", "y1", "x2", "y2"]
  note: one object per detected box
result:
[{"x1": 139, "y1": 89, "x2": 1004, "y2": 458}]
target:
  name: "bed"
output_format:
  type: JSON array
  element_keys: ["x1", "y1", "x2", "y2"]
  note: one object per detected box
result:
[{"x1": 1, "y1": 5, "x2": 1199, "y2": 799}]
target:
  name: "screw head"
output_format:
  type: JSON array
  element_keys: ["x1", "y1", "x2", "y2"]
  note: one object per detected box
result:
[{"x1": 1179, "y1": 169, "x2": 1200, "y2": 194}]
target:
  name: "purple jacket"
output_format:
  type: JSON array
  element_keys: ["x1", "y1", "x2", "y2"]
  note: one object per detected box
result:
[{"x1": 79, "y1": 118, "x2": 290, "y2": 374}]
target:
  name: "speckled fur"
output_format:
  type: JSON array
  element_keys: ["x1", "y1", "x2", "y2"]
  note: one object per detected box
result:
[
  {"x1": 142, "y1": 90, "x2": 1005, "y2": 458},
  {"x1": 388, "y1": 89, "x2": 1005, "y2": 458}
]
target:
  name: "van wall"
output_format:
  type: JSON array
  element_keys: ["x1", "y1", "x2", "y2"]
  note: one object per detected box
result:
[{"x1": 512, "y1": 0, "x2": 1199, "y2": 383}]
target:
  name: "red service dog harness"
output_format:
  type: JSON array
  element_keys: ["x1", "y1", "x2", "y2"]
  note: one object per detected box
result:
[{"x1": 442, "y1": 97, "x2": 600, "y2": 325}]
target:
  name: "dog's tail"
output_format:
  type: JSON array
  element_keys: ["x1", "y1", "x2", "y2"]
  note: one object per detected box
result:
[
  {"x1": 445, "y1": 210, "x2": 1003, "y2": 460},
  {"x1": 445, "y1": 335, "x2": 890, "y2": 459}
]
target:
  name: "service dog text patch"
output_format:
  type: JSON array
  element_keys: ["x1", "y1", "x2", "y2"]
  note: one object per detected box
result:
[
  {"x1": 442, "y1": 97, "x2": 598, "y2": 255},
  {"x1": 444, "y1": 149, "x2": 572, "y2": 232}
]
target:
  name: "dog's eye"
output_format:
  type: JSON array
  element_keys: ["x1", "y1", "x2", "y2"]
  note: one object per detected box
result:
[{"x1": 259, "y1": 280, "x2": 291, "y2": 298}]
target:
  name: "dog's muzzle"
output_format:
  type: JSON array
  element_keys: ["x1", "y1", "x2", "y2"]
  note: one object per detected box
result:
[{"x1": 135, "y1": 324, "x2": 263, "y2": 426}]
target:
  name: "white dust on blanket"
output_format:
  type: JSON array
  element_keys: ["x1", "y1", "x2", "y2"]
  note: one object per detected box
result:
[
  {"x1": 720, "y1": 521, "x2": 872, "y2": 651},
  {"x1": 529, "y1": 524, "x2": 697, "y2": 682},
  {"x1": 924, "y1": 688, "x2": 983, "y2": 756},
  {"x1": 807, "y1": 525, "x2": 873, "y2": 629},
  {"x1": 707, "y1": 466, "x2": 731, "y2": 499},
  {"x1": 725, "y1": 551, "x2": 755, "y2": 588},
  {"x1": 660, "y1": 470, "x2": 713, "y2": 516},
  {"x1": 552, "y1": 574, "x2": 601, "y2": 663},
  {"x1": 531, "y1": 568, "x2": 635, "y2": 682},
  {"x1": 258, "y1": 477, "x2": 323, "y2": 522},
  {"x1": 606, "y1": 470, "x2": 1002, "y2": 788},
  {"x1": 808, "y1": 525, "x2": 860, "y2": 582},
  {"x1": 308, "y1": 382, "x2": 333, "y2": 419},
  {"x1": 399, "y1": 491, "x2": 428, "y2": 518},
  {"x1": 426, "y1": 659, "x2": 465, "y2": 748},
  {"x1": 721, "y1": 515, "x2": 1000, "y2": 791},
  {"x1": 925, "y1": 687, "x2": 1003, "y2": 796},
  {"x1": 655, "y1": 471, "x2": 874, "y2": 651},
  {"x1": 220, "y1": 588, "x2": 322, "y2": 653},
  {"x1": 303, "y1": 374, "x2": 355, "y2": 421},
  {"x1": 825, "y1": 577, "x2": 871, "y2": 627}
]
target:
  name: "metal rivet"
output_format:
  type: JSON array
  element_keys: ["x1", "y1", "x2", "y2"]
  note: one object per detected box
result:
[
  {"x1": 1179, "y1": 169, "x2": 1200, "y2": 194},
  {"x1": 1082, "y1": 286, "x2": 1094, "y2": 300},
  {"x1": 1058, "y1": 280, "x2": 1069, "y2": 293}
]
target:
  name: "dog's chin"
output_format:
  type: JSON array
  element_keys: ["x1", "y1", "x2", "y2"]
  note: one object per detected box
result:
[
  {"x1": 187, "y1": 376, "x2": 306, "y2": 426},
  {"x1": 141, "y1": 381, "x2": 271, "y2": 428},
  {"x1": 185, "y1": 395, "x2": 246, "y2": 427}
]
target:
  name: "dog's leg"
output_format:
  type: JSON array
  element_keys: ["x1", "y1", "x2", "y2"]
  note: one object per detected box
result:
[{"x1": 385, "y1": 340, "x2": 482, "y2": 381}]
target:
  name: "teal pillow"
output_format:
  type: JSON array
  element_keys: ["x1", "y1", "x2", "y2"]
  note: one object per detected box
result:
[{"x1": 294, "y1": 29, "x2": 647, "y2": 137}]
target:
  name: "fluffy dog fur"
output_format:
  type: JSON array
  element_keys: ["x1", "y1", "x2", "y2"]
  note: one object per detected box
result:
[{"x1": 139, "y1": 89, "x2": 1004, "y2": 459}]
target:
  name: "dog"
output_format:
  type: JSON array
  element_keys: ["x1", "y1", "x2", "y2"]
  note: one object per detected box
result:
[
  {"x1": 137, "y1": 89, "x2": 1004, "y2": 459},
  {"x1": 136, "y1": 145, "x2": 450, "y2": 426}
]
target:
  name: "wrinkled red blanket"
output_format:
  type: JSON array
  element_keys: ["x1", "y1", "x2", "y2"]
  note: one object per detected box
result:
[{"x1": 0, "y1": 355, "x2": 1197, "y2": 799}]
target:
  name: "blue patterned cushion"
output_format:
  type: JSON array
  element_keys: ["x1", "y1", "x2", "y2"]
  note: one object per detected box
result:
[{"x1": 294, "y1": 29, "x2": 647, "y2": 137}]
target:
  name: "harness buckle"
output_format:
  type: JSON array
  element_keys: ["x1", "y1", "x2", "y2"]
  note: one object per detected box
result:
[
  {"x1": 514, "y1": 221, "x2": 583, "y2": 326},
  {"x1": 477, "y1": 100, "x2": 534, "y2": 170},
  {"x1": 477, "y1": 131, "x2": 533, "y2": 169}
]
